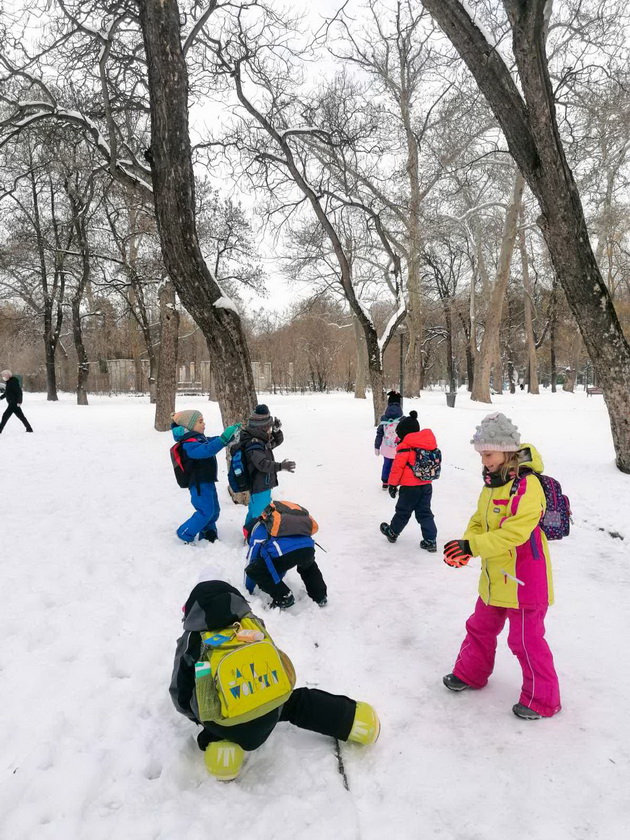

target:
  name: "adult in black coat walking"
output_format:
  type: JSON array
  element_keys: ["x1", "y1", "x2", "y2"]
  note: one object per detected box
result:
[{"x1": 0, "y1": 370, "x2": 33, "y2": 433}]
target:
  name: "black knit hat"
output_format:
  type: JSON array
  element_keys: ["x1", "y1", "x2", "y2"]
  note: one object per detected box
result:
[
  {"x1": 396, "y1": 410, "x2": 419, "y2": 440},
  {"x1": 247, "y1": 404, "x2": 273, "y2": 431},
  {"x1": 387, "y1": 390, "x2": 402, "y2": 405}
]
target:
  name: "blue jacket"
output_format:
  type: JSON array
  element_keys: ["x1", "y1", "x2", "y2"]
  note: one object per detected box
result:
[
  {"x1": 171, "y1": 425, "x2": 226, "y2": 484},
  {"x1": 247, "y1": 521, "x2": 315, "y2": 563},
  {"x1": 374, "y1": 402, "x2": 403, "y2": 449}
]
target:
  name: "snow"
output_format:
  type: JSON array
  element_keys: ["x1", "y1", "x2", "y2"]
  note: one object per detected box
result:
[
  {"x1": 1, "y1": 388, "x2": 629, "y2": 839},
  {"x1": 213, "y1": 294, "x2": 240, "y2": 314}
]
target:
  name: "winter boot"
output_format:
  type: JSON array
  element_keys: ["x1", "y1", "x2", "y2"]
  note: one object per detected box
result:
[
  {"x1": 204, "y1": 740, "x2": 245, "y2": 780},
  {"x1": 201, "y1": 528, "x2": 218, "y2": 543},
  {"x1": 443, "y1": 673, "x2": 471, "y2": 692},
  {"x1": 420, "y1": 540, "x2": 437, "y2": 553},
  {"x1": 270, "y1": 592, "x2": 295, "y2": 610},
  {"x1": 512, "y1": 703, "x2": 541, "y2": 720},
  {"x1": 348, "y1": 702, "x2": 381, "y2": 745},
  {"x1": 381, "y1": 482, "x2": 389, "y2": 490},
  {"x1": 316, "y1": 597, "x2": 328, "y2": 607},
  {"x1": 380, "y1": 522, "x2": 398, "y2": 543}
]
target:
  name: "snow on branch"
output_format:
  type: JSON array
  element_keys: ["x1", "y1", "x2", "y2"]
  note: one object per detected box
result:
[
  {"x1": 378, "y1": 301, "x2": 407, "y2": 355},
  {"x1": 213, "y1": 295, "x2": 240, "y2": 315}
]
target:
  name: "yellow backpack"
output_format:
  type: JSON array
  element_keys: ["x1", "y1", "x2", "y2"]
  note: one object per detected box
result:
[{"x1": 194, "y1": 615, "x2": 296, "y2": 726}]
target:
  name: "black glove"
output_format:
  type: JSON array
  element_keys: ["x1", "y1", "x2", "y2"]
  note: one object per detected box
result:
[
  {"x1": 443, "y1": 540, "x2": 472, "y2": 568},
  {"x1": 280, "y1": 459, "x2": 296, "y2": 473},
  {"x1": 388, "y1": 485, "x2": 398, "y2": 499}
]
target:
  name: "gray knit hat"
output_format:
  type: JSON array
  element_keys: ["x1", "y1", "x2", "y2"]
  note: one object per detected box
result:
[
  {"x1": 171, "y1": 409, "x2": 202, "y2": 431},
  {"x1": 247, "y1": 404, "x2": 273, "y2": 432},
  {"x1": 471, "y1": 412, "x2": 520, "y2": 452}
]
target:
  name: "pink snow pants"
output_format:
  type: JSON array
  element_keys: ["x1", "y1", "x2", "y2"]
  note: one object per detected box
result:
[{"x1": 453, "y1": 597, "x2": 561, "y2": 717}]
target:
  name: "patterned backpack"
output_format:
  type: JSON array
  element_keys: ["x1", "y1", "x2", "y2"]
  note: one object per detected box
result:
[
  {"x1": 194, "y1": 615, "x2": 296, "y2": 726},
  {"x1": 512, "y1": 471, "x2": 572, "y2": 540},
  {"x1": 399, "y1": 447, "x2": 442, "y2": 482},
  {"x1": 382, "y1": 421, "x2": 399, "y2": 449}
]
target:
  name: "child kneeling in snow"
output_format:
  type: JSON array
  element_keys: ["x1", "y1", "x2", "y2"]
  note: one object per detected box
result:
[
  {"x1": 171, "y1": 410, "x2": 239, "y2": 544},
  {"x1": 170, "y1": 579, "x2": 380, "y2": 780},
  {"x1": 245, "y1": 505, "x2": 328, "y2": 609}
]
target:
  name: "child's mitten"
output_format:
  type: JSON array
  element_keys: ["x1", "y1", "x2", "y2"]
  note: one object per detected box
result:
[
  {"x1": 388, "y1": 485, "x2": 398, "y2": 499},
  {"x1": 220, "y1": 424, "x2": 240, "y2": 444},
  {"x1": 281, "y1": 459, "x2": 296, "y2": 473},
  {"x1": 443, "y1": 539, "x2": 472, "y2": 567},
  {"x1": 374, "y1": 449, "x2": 380, "y2": 456}
]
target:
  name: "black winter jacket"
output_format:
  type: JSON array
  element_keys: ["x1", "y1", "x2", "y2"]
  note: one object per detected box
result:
[
  {"x1": 240, "y1": 426, "x2": 284, "y2": 495},
  {"x1": 0, "y1": 376, "x2": 22, "y2": 404},
  {"x1": 170, "y1": 581, "x2": 252, "y2": 723}
]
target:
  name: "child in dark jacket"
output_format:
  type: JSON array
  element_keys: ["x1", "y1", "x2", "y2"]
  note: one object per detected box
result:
[
  {"x1": 380, "y1": 410, "x2": 438, "y2": 552},
  {"x1": 374, "y1": 391, "x2": 403, "y2": 489},
  {"x1": 245, "y1": 514, "x2": 327, "y2": 609},
  {"x1": 170, "y1": 578, "x2": 380, "y2": 780},
  {"x1": 0, "y1": 370, "x2": 33, "y2": 433},
  {"x1": 239, "y1": 404, "x2": 296, "y2": 531},
  {"x1": 172, "y1": 410, "x2": 239, "y2": 544}
]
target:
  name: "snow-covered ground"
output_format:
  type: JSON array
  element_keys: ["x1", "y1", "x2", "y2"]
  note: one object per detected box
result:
[{"x1": 1, "y1": 388, "x2": 628, "y2": 840}]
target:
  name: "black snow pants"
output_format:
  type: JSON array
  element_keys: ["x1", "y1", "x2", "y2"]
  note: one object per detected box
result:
[
  {"x1": 0, "y1": 403, "x2": 33, "y2": 432},
  {"x1": 197, "y1": 687, "x2": 357, "y2": 752},
  {"x1": 245, "y1": 547, "x2": 327, "y2": 604}
]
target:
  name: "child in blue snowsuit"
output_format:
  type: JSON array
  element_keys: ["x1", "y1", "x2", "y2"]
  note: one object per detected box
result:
[
  {"x1": 374, "y1": 391, "x2": 403, "y2": 488},
  {"x1": 172, "y1": 409, "x2": 239, "y2": 544}
]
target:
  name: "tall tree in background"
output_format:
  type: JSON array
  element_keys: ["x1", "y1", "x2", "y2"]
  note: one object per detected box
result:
[
  {"x1": 421, "y1": 0, "x2": 630, "y2": 472},
  {"x1": 137, "y1": 0, "x2": 256, "y2": 424}
]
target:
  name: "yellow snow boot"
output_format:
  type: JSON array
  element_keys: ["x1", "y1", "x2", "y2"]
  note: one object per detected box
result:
[
  {"x1": 347, "y1": 702, "x2": 381, "y2": 745},
  {"x1": 204, "y1": 740, "x2": 245, "y2": 781}
]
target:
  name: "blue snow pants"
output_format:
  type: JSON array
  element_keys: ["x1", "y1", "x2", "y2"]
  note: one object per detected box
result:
[
  {"x1": 390, "y1": 484, "x2": 437, "y2": 541},
  {"x1": 244, "y1": 488, "x2": 272, "y2": 532},
  {"x1": 381, "y1": 457, "x2": 394, "y2": 483},
  {"x1": 177, "y1": 482, "x2": 220, "y2": 543}
]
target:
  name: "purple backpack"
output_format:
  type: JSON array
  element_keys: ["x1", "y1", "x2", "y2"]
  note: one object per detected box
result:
[{"x1": 512, "y1": 472, "x2": 572, "y2": 540}]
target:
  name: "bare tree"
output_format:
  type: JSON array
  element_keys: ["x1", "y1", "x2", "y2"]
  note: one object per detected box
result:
[
  {"x1": 421, "y1": 0, "x2": 630, "y2": 472},
  {"x1": 137, "y1": 0, "x2": 257, "y2": 424}
]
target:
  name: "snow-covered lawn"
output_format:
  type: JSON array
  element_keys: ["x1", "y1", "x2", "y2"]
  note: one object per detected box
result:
[{"x1": 1, "y1": 389, "x2": 628, "y2": 840}]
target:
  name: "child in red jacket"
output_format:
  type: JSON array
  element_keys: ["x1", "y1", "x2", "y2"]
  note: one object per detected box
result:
[{"x1": 380, "y1": 410, "x2": 438, "y2": 552}]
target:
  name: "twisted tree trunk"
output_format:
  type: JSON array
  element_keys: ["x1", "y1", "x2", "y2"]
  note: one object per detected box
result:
[{"x1": 137, "y1": 0, "x2": 256, "y2": 426}]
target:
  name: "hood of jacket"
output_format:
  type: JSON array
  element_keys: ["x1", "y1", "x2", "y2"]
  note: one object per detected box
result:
[
  {"x1": 380, "y1": 403, "x2": 403, "y2": 422},
  {"x1": 397, "y1": 428, "x2": 437, "y2": 450},
  {"x1": 182, "y1": 580, "x2": 251, "y2": 632},
  {"x1": 241, "y1": 426, "x2": 270, "y2": 444},
  {"x1": 171, "y1": 424, "x2": 202, "y2": 443},
  {"x1": 517, "y1": 443, "x2": 544, "y2": 473}
]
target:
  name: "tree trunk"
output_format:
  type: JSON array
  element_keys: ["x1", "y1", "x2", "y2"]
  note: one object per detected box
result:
[
  {"x1": 563, "y1": 332, "x2": 582, "y2": 393},
  {"x1": 72, "y1": 296, "x2": 89, "y2": 405},
  {"x1": 352, "y1": 315, "x2": 367, "y2": 399},
  {"x1": 519, "y1": 207, "x2": 539, "y2": 393},
  {"x1": 471, "y1": 173, "x2": 525, "y2": 402},
  {"x1": 137, "y1": 0, "x2": 256, "y2": 426},
  {"x1": 549, "y1": 277, "x2": 558, "y2": 392},
  {"x1": 154, "y1": 280, "x2": 180, "y2": 431},
  {"x1": 491, "y1": 337, "x2": 503, "y2": 395},
  {"x1": 44, "y1": 309, "x2": 59, "y2": 402},
  {"x1": 421, "y1": 0, "x2": 630, "y2": 471}
]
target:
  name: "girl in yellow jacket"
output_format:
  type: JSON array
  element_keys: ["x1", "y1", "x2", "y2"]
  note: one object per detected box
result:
[{"x1": 442, "y1": 412, "x2": 561, "y2": 720}]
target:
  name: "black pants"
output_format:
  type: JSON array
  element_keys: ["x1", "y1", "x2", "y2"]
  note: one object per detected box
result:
[
  {"x1": 197, "y1": 687, "x2": 357, "y2": 751},
  {"x1": 0, "y1": 403, "x2": 32, "y2": 432},
  {"x1": 390, "y1": 484, "x2": 437, "y2": 540},
  {"x1": 245, "y1": 547, "x2": 327, "y2": 603}
]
